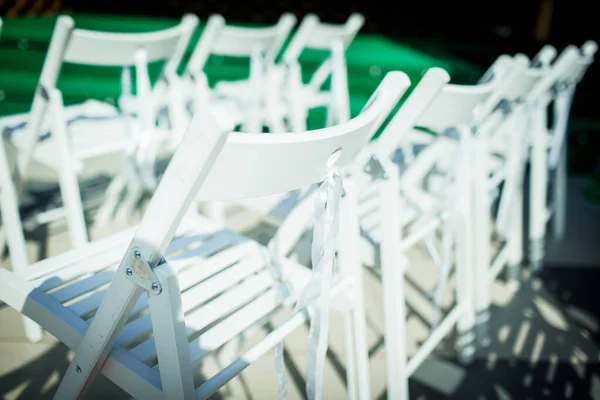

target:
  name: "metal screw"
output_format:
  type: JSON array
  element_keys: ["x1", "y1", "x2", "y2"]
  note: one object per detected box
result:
[
  {"x1": 126, "y1": 268, "x2": 133, "y2": 276},
  {"x1": 76, "y1": 365, "x2": 82, "y2": 373},
  {"x1": 134, "y1": 250, "x2": 141, "y2": 259},
  {"x1": 151, "y1": 282, "x2": 159, "y2": 292}
]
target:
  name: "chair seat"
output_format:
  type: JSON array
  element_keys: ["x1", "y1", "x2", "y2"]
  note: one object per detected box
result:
[
  {"x1": 0, "y1": 213, "x2": 313, "y2": 395},
  {"x1": 4, "y1": 100, "x2": 131, "y2": 168}
]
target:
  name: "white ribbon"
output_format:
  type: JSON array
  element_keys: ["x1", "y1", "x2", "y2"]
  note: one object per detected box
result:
[{"x1": 271, "y1": 169, "x2": 343, "y2": 400}]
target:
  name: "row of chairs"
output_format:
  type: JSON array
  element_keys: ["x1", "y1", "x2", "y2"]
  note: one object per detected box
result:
[
  {"x1": 0, "y1": 12, "x2": 363, "y2": 253},
  {"x1": 0, "y1": 14, "x2": 597, "y2": 400}
]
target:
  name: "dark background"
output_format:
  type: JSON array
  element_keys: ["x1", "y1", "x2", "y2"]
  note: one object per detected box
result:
[{"x1": 2, "y1": 0, "x2": 599, "y2": 173}]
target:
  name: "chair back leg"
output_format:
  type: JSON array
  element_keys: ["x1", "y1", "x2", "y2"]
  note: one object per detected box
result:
[
  {"x1": 528, "y1": 104, "x2": 549, "y2": 271},
  {"x1": 471, "y1": 128, "x2": 492, "y2": 347},
  {"x1": 338, "y1": 179, "x2": 371, "y2": 400},
  {"x1": 377, "y1": 164, "x2": 410, "y2": 400},
  {"x1": 0, "y1": 136, "x2": 45, "y2": 342},
  {"x1": 50, "y1": 89, "x2": 89, "y2": 248},
  {"x1": 149, "y1": 262, "x2": 196, "y2": 399}
]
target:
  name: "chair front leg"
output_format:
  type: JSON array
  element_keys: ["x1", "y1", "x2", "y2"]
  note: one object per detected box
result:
[
  {"x1": 50, "y1": 89, "x2": 89, "y2": 248},
  {"x1": 528, "y1": 104, "x2": 549, "y2": 271},
  {"x1": 149, "y1": 262, "x2": 195, "y2": 399},
  {"x1": 338, "y1": 179, "x2": 371, "y2": 400},
  {"x1": 377, "y1": 167, "x2": 410, "y2": 400},
  {"x1": 53, "y1": 251, "x2": 146, "y2": 399}
]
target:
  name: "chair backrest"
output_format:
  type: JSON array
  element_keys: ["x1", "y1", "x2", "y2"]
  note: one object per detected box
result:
[
  {"x1": 133, "y1": 71, "x2": 407, "y2": 264},
  {"x1": 416, "y1": 71, "x2": 501, "y2": 132},
  {"x1": 529, "y1": 44, "x2": 593, "y2": 100},
  {"x1": 281, "y1": 13, "x2": 364, "y2": 64},
  {"x1": 186, "y1": 14, "x2": 296, "y2": 74},
  {"x1": 38, "y1": 15, "x2": 198, "y2": 92},
  {"x1": 197, "y1": 71, "x2": 408, "y2": 200},
  {"x1": 530, "y1": 45, "x2": 558, "y2": 68},
  {"x1": 570, "y1": 41, "x2": 597, "y2": 84},
  {"x1": 16, "y1": 15, "x2": 198, "y2": 179},
  {"x1": 366, "y1": 68, "x2": 450, "y2": 163}
]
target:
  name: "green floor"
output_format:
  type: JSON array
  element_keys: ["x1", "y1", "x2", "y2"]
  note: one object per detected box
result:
[{"x1": 0, "y1": 13, "x2": 481, "y2": 127}]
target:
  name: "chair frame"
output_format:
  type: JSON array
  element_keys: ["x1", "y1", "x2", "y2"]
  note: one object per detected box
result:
[
  {"x1": 181, "y1": 13, "x2": 296, "y2": 134},
  {"x1": 0, "y1": 14, "x2": 198, "y2": 343},
  {"x1": 360, "y1": 67, "x2": 502, "y2": 399},
  {"x1": 527, "y1": 42, "x2": 597, "y2": 270},
  {"x1": 280, "y1": 13, "x2": 364, "y2": 131},
  {"x1": 1, "y1": 72, "x2": 407, "y2": 399}
]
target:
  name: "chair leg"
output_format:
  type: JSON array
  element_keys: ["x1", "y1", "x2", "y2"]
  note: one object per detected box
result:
[
  {"x1": 342, "y1": 313, "x2": 358, "y2": 400},
  {"x1": 53, "y1": 266, "x2": 144, "y2": 399},
  {"x1": 549, "y1": 87, "x2": 574, "y2": 241},
  {"x1": 529, "y1": 106, "x2": 548, "y2": 271},
  {"x1": 149, "y1": 262, "x2": 195, "y2": 399},
  {"x1": 454, "y1": 173, "x2": 476, "y2": 365},
  {"x1": 204, "y1": 201, "x2": 226, "y2": 226},
  {"x1": 553, "y1": 140, "x2": 567, "y2": 239},
  {"x1": 472, "y1": 135, "x2": 491, "y2": 348},
  {"x1": 507, "y1": 177, "x2": 524, "y2": 284},
  {"x1": 338, "y1": 180, "x2": 371, "y2": 400},
  {"x1": 377, "y1": 173, "x2": 409, "y2": 400},
  {"x1": 96, "y1": 174, "x2": 127, "y2": 226},
  {"x1": 50, "y1": 90, "x2": 89, "y2": 248},
  {"x1": 0, "y1": 137, "x2": 45, "y2": 342}
]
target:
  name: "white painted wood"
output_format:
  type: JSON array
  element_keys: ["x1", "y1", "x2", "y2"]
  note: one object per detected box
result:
[
  {"x1": 54, "y1": 108, "x2": 232, "y2": 399},
  {"x1": 2, "y1": 74, "x2": 404, "y2": 400},
  {"x1": 148, "y1": 263, "x2": 195, "y2": 399},
  {"x1": 64, "y1": 14, "x2": 197, "y2": 66},
  {"x1": 364, "y1": 68, "x2": 450, "y2": 164},
  {"x1": 196, "y1": 72, "x2": 408, "y2": 201},
  {"x1": 0, "y1": 269, "x2": 164, "y2": 399},
  {"x1": 50, "y1": 89, "x2": 89, "y2": 248},
  {"x1": 183, "y1": 14, "x2": 296, "y2": 134},
  {"x1": 377, "y1": 164, "x2": 409, "y2": 400},
  {"x1": 279, "y1": 13, "x2": 364, "y2": 131},
  {"x1": 526, "y1": 44, "x2": 594, "y2": 269},
  {"x1": 337, "y1": 179, "x2": 371, "y2": 400},
  {"x1": 0, "y1": 131, "x2": 45, "y2": 342}
]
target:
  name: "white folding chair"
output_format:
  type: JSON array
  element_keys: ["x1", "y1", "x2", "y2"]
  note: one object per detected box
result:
[
  {"x1": 280, "y1": 13, "x2": 364, "y2": 131},
  {"x1": 527, "y1": 41, "x2": 597, "y2": 270},
  {"x1": 215, "y1": 64, "x2": 496, "y2": 399},
  {"x1": 0, "y1": 71, "x2": 407, "y2": 400},
  {"x1": 180, "y1": 14, "x2": 296, "y2": 134},
  {"x1": 0, "y1": 15, "x2": 198, "y2": 246},
  {"x1": 463, "y1": 51, "x2": 555, "y2": 348},
  {"x1": 354, "y1": 64, "x2": 515, "y2": 398}
]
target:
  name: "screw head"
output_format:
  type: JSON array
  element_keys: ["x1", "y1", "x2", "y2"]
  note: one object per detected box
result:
[
  {"x1": 134, "y1": 250, "x2": 141, "y2": 259},
  {"x1": 76, "y1": 365, "x2": 82, "y2": 373},
  {"x1": 126, "y1": 268, "x2": 133, "y2": 276},
  {"x1": 151, "y1": 282, "x2": 159, "y2": 291}
]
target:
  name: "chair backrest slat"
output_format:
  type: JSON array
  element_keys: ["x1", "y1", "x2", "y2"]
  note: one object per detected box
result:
[
  {"x1": 63, "y1": 15, "x2": 197, "y2": 66},
  {"x1": 282, "y1": 14, "x2": 364, "y2": 63},
  {"x1": 194, "y1": 71, "x2": 408, "y2": 201},
  {"x1": 187, "y1": 14, "x2": 295, "y2": 73},
  {"x1": 416, "y1": 76, "x2": 499, "y2": 131},
  {"x1": 530, "y1": 45, "x2": 583, "y2": 99}
]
